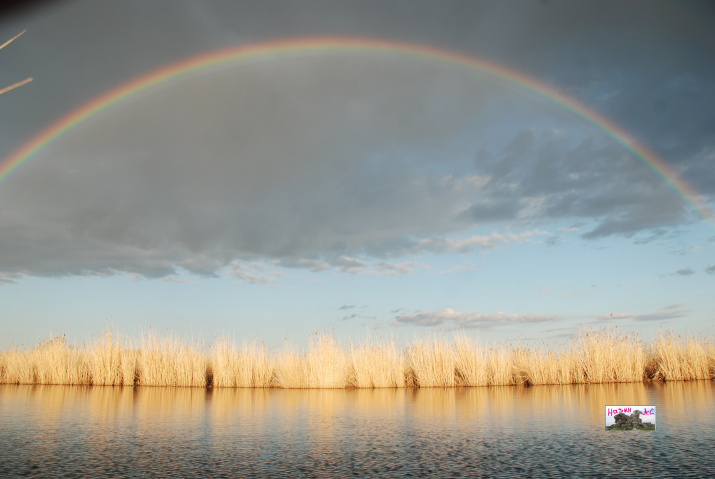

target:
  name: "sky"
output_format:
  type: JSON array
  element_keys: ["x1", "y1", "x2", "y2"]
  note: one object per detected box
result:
[{"x1": 1, "y1": 0, "x2": 714, "y2": 349}]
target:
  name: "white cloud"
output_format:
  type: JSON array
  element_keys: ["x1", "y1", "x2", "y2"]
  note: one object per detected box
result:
[
  {"x1": 414, "y1": 229, "x2": 549, "y2": 255},
  {"x1": 0, "y1": 273, "x2": 22, "y2": 285},
  {"x1": 370, "y1": 261, "x2": 423, "y2": 276},
  {"x1": 334, "y1": 256, "x2": 369, "y2": 274},
  {"x1": 439, "y1": 261, "x2": 478, "y2": 275},
  {"x1": 228, "y1": 261, "x2": 282, "y2": 284}
]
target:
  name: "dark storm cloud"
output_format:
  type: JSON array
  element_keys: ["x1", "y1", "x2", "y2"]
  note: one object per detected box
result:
[
  {"x1": 1, "y1": 55, "x2": 503, "y2": 278},
  {"x1": 462, "y1": 128, "x2": 694, "y2": 239},
  {"x1": 1, "y1": 0, "x2": 713, "y2": 279}
]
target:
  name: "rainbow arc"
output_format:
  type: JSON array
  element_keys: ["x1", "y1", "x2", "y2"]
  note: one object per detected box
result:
[{"x1": 1, "y1": 37, "x2": 712, "y2": 224}]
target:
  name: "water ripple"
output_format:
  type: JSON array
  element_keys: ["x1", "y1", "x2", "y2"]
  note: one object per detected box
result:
[{"x1": 1, "y1": 382, "x2": 713, "y2": 478}]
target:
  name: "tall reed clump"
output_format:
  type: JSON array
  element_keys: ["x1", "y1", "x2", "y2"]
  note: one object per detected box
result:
[
  {"x1": 405, "y1": 335, "x2": 456, "y2": 387},
  {"x1": 573, "y1": 327, "x2": 646, "y2": 383},
  {"x1": 136, "y1": 329, "x2": 209, "y2": 387},
  {"x1": 273, "y1": 332, "x2": 348, "y2": 388},
  {"x1": 211, "y1": 337, "x2": 273, "y2": 388},
  {"x1": 707, "y1": 338, "x2": 715, "y2": 378},
  {"x1": 348, "y1": 337, "x2": 405, "y2": 388},
  {"x1": 86, "y1": 328, "x2": 137, "y2": 386},
  {"x1": 511, "y1": 342, "x2": 577, "y2": 386},
  {"x1": 454, "y1": 334, "x2": 490, "y2": 387},
  {"x1": 647, "y1": 331, "x2": 711, "y2": 381}
]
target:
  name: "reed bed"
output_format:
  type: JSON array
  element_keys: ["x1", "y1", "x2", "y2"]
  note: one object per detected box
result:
[{"x1": 1, "y1": 327, "x2": 713, "y2": 388}]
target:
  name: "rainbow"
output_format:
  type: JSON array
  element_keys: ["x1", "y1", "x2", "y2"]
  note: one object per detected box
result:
[{"x1": 2, "y1": 36, "x2": 712, "y2": 223}]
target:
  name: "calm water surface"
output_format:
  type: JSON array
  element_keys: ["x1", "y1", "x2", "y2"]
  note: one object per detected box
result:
[{"x1": 1, "y1": 381, "x2": 713, "y2": 478}]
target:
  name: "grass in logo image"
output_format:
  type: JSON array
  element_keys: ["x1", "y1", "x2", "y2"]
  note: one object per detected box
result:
[{"x1": 605, "y1": 406, "x2": 656, "y2": 431}]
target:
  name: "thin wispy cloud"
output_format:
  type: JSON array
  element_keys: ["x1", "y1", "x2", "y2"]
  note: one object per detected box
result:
[
  {"x1": 0, "y1": 275, "x2": 20, "y2": 285},
  {"x1": 596, "y1": 305, "x2": 689, "y2": 322},
  {"x1": 439, "y1": 261, "x2": 478, "y2": 275},
  {"x1": 394, "y1": 308, "x2": 565, "y2": 329},
  {"x1": 274, "y1": 259, "x2": 331, "y2": 272},
  {"x1": 342, "y1": 313, "x2": 376, "y2": 322},
  {"x1": 161, "y1": 276, "x2": 195, "y2": 284},
  {"x1": 370, "y1": 261, "x2": 424, "y2": 276},
  {"x1": 412, "y1": 230, "x2": 549, "y2": 255}
]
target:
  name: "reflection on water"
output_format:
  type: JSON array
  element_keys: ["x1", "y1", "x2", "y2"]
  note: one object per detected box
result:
[{"x1": 1, "y1": 382, "x2": 713, "y2": 477}]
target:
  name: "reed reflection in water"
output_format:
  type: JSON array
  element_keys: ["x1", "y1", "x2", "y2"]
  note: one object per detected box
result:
[{"x1": 1, "y1": 381, "x2": 713, "y2": 477}]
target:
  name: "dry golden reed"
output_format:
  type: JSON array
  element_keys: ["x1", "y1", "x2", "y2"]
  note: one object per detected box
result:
[
  {"x1": 0, "y1": 30, "x2": 33, "y2": 97},
  {"x1": 1, "y1": 327, "x2": 713, "y2": 388}
]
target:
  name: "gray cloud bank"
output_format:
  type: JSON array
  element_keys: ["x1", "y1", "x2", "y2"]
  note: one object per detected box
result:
[{"x1": 1, "y1": 1, "x2": 713, "y2": 279}]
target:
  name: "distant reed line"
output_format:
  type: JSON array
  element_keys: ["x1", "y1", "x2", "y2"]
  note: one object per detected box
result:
[{"x1": 1, "y1": 328, "x2": 713, "y2": 388}]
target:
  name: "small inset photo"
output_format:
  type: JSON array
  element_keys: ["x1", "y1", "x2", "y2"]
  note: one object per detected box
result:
[{"x1": 605, "y1": 406, "x2": 656, "y2": 430}]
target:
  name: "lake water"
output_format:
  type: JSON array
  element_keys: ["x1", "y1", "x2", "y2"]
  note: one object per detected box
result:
[{"x1": 1, "y1": 381, "x2": 713, "y2": 478}]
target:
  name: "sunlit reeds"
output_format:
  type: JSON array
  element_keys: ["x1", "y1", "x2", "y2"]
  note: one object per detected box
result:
[
  {"x1": 273, "y1": 333, "x2": 349, "y2": 388},
  {"x1": 135, "y1": 329, "x2": 207, "y2": 387},
  {"x1": 648, "y1": 331, "x2": 711, "y2": 381},
  {"x1": 211, "y1": 337, "x2": 273, "y2": 388},
  {"x1": 573, "y1": 327, "x2": 646, "y2": 383},
  {"x1": 348, "y1": 336, "x2": 405, "y2": 388},
  {"x1": 1, "y1": 327, "x2": 713, "y2": 388},
  {"x1": 406, "y1": 335, "x2": 456, "y2": 387}
]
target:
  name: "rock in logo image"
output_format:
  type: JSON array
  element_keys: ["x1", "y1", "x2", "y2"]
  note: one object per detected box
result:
[{"x1": 605, "y1": 406, "x2": 656, "y2": 431}]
